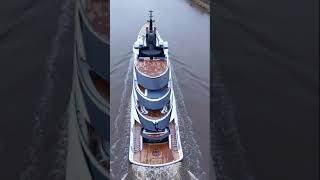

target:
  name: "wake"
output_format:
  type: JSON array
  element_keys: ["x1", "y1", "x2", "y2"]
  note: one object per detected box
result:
[
  {"x1": 110, "y1": 56, "x2": 134, "y2": 179},
  {"x1": 171, "y1": 66, "x2": 207, "y2": 179}
]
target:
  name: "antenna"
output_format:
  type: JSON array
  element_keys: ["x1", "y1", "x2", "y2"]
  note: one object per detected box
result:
[
  {"x1": 147, "y1": 10, "x2": 155, "y2": 32},
  {"x1": 149, "y1": 10, "x2": 153, "y2": 19}
]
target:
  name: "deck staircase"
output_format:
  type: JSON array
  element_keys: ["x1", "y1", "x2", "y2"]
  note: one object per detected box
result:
[
  {"x1": 134, "y1": 123, "x2": 142, "y2": 152},
  {"x1": 169, "y1": 122, "x2": 179, "y2": 152}
]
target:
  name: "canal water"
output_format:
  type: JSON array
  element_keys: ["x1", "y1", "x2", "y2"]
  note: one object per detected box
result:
[
  {"x1": 0, "y1": 0, "x2": 74, "y2": 179},
  {"x1": 110, "y1": 0, "x2": 210, "y2": 179}
]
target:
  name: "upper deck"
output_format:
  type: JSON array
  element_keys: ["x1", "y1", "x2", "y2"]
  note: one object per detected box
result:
[
  {"x1": 136, "y1": 59, "x2": 168, "y2": 77},
  {"x1": 134, "y1": 58, "x2": 170, "y2": 90},
  {"x1": 84, "y1": 0, "x2": 109, "y2": 36}
]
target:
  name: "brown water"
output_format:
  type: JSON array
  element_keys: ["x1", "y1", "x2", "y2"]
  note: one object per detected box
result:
[{"x1": 110, "y1": 0, "x2": 210, "y2": 179}]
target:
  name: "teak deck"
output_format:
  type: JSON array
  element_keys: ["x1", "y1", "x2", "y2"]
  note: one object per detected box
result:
[
  {"x1": 137, "y1": 59, "x2": 167, "y2": 77},
  {"x1": 93, "y1": 76, "x2": 109, "y2": 101},
  {"x1": 133, "y1": 121, "x2": 180, "y2": 165},
  {"x1": 144, "y1": 109, "x2": 165, "y2": 120},
  {"x1": 85, "y1": 0, "x2": 109, "y2": 34},
  {"x1": 134, "y1": 143, "x2": 174, "y2": 165},
  {"x1": 137, "y1": 104, "x2": 166, "y2": 120}
]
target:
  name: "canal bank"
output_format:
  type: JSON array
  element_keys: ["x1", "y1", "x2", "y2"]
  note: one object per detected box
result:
[{"x1": 192, "y1": 0, "x2": 209, "y2": 12}]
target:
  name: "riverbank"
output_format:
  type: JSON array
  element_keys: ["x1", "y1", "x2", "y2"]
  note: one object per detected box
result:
[{"x1": 193, "y1": 0, "x2": 209, "y2": 12}]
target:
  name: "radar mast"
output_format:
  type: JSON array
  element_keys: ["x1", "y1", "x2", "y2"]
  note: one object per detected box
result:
[{"x1": 147, "y1": 10, "x2": 155, "y2": 32}]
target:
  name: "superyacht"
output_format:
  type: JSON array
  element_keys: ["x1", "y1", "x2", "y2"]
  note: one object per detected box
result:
[{"x1": 129, "y1": 11, "x2": 183, "y2": 167}]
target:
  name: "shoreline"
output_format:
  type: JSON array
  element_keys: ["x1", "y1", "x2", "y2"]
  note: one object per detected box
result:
[{"x1": 192, "y1": 0, "x2": 210, "y2": 12}]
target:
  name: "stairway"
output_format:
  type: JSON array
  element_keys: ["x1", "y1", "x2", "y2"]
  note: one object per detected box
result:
[
  {"x1": 134, "y1": 123, "x2": 142, "y2": 152},
  {"x1": 169, "y1": 122, "x2": 178, "y2": 152}
]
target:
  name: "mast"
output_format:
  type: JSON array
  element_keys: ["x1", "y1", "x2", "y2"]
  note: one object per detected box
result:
[{"x1": 147, "y1": 10, "x2": 155, "y2": 32}]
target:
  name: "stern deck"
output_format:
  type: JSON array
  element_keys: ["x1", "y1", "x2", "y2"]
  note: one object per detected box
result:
[
  {"x1": 133, "y1": 142, "x2": 174, "y2": 165},
  {"x1": 132, "y1": 121, "x2": 181, "y2": 166}
]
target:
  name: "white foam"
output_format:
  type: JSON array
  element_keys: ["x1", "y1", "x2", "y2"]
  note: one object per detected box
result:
[
  {"x1": 110, "y1": 56, "x2": 133, "y2": 179},
  {"x1": 171, "y1": 65, "x2": 207, "y2": 179}
]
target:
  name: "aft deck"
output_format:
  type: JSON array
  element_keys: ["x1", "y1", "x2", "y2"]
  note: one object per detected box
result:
[
  {"x1": 133, "y1": 121, "x2": 180, "y2": 165},
  {"x1": 136, "y1": 59, "x2": 168, "y2": 77},
  {"x1": 134, "y1": 142, "x2": 174, "y2": 165}
]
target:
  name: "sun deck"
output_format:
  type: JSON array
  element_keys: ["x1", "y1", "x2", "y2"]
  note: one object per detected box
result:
[
  {"x1": 136, "y1": 59, "x2": 168, "y2": 77},
  {"x1": 85, "y1": 0, "x2": 109, "y2": 35},
  {"x1": 132, "y1": 121, "x2": 180, "y2": 165}
]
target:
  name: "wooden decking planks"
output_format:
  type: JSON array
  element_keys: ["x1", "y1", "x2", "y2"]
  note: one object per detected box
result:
[
  {"x1": 85, "y1": 0, "x2": 109, "y2": 34},
  {"x1": 133, "y1": 121, "x2": 180, "y2": 165},
  {"x1": 145, "y1": 109, "x2": 165, "y2": 120},
  {"x1": 137, "y1": 59, "x2": 167, "y2": 77},
  {"x1": 134, "y1": 143, "x2": 174, "y2": 165},
  {"x1": 137, "y1": 105, "x2": 166, "y2": 120},
  {"x1": 138, "y1": 84, "x2": 145, "y2": 93}
]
